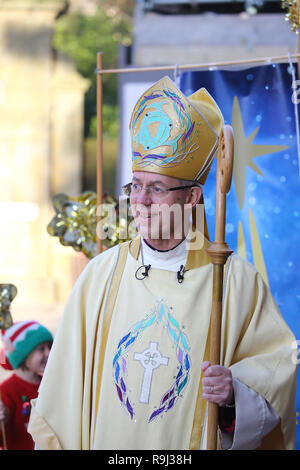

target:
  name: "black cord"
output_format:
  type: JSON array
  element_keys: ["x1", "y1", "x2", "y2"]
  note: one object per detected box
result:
[
  {"x1": 135, "y1": 264, "x2": 151, "y2": 280},
  {"x1": 135, "y1": 263, "x2": 185, "y2": 283},
  {"x1": 177, "y1": 265, "x2": 185, "y2": 284}
]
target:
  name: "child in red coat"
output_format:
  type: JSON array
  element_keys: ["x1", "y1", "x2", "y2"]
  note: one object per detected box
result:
[{"x1": 0, "y1": 321, "x2": 53, "y2": 450}]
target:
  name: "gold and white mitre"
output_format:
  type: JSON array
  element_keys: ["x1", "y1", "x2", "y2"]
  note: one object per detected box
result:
[{"x1": 130, "y1": 76, "x2": 224, "y2": 185}]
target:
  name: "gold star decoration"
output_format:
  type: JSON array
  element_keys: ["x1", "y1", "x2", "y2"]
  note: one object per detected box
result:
[
  {"x1": 231, "y1": 96, "x2": 289, "y2": 210},
  {"x1": 47, "y1": 192, "x2": 135, "y2": 258},
  {"x1": 281, "y1": 0, "x2": 299, "y2": 32}
]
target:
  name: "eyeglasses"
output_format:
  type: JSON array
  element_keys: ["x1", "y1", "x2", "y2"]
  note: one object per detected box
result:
[{"x1": 122, "y1": 182, "x2": 199, "y2": 199}]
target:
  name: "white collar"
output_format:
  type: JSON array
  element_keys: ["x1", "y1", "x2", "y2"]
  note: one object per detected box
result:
[{"x1": 139, "y1": 238, "x2": 188, "y2": 272}]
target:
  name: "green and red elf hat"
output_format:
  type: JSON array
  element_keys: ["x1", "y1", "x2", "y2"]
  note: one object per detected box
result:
[{"x1": 0, "y1": 320, "x2": 53, "y2": 370}]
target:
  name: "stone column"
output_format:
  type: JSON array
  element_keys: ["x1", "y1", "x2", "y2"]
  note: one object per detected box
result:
[
  {"x1": 51, "y1": 53, "x2": 90, "y2": 198},
  {"x1": 0, "y1": 0, "x2": 88, "y2": 324}
]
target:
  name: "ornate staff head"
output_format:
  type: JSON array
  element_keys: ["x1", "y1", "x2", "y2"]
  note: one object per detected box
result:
[{"x1": 0, "y1": 284, "x2": 17, "y2": 330}]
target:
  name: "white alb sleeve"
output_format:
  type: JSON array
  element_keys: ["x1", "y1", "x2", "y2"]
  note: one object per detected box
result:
[{"x1": 220, "y1": 378, "x2": 280, "y2": 450}]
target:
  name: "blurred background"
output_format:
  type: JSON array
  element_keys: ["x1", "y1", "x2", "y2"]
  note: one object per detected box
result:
[{"x1": 0, "y1": 0, "x2": 297, "y2": 334}]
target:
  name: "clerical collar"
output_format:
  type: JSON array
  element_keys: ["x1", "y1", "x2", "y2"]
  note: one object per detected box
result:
[
  {"x1": 143, "y1": 238, "x2": 186, "y2": 253},
  {"x1": 139, "y1": 237, "x2": 188, "y2": 273}
]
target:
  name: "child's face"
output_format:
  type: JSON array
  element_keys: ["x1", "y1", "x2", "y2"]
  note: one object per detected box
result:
[{"x1": 25, "y1": 341, "x2": 52, "y2": 377}]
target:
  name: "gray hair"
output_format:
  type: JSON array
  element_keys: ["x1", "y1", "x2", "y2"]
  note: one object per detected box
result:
[
  {"x1": 177, "y1": 178, "x2": 203, "y2": 203},
  {"x1": 179, "y1": 178, "x2": 203, "y2": 190}
]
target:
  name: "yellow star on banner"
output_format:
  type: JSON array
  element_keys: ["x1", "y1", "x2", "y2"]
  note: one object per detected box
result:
[{"x1": 232, "y1": 96, "x2": 289, "y2": 210}]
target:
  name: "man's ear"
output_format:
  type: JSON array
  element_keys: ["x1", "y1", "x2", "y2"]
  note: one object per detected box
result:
[{"x1": 187, "y1": 186, "x2": 202, "y2": 208}]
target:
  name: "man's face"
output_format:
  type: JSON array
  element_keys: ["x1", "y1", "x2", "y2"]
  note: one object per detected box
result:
[{"x1": 129, "y1": 171, "x2": 192, "y2": 242}]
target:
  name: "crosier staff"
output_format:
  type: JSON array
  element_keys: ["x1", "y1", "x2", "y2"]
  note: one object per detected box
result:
[
  {"x1": 206, "y1": 125, "x2": 234, "y2": 450},
  {"x1": 0, "y1": 283, "x2": 17, "y2": 451},
  {"x1": 0, "y1": 390, "x2": 7, "y2": 450}
]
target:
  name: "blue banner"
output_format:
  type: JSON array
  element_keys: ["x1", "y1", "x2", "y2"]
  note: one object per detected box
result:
[{"x1": 180, "y1": 63, "x2": 300, "y2": 448}]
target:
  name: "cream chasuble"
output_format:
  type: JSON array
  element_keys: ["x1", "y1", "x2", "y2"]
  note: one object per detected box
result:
[{"x1": 28, "y1": 235, "x2": 297, "y2": 450}]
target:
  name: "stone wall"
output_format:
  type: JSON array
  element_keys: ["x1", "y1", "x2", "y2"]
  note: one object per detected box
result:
[{"x1": 133, "y1": 10, "x2": 298, "y2": 66}]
